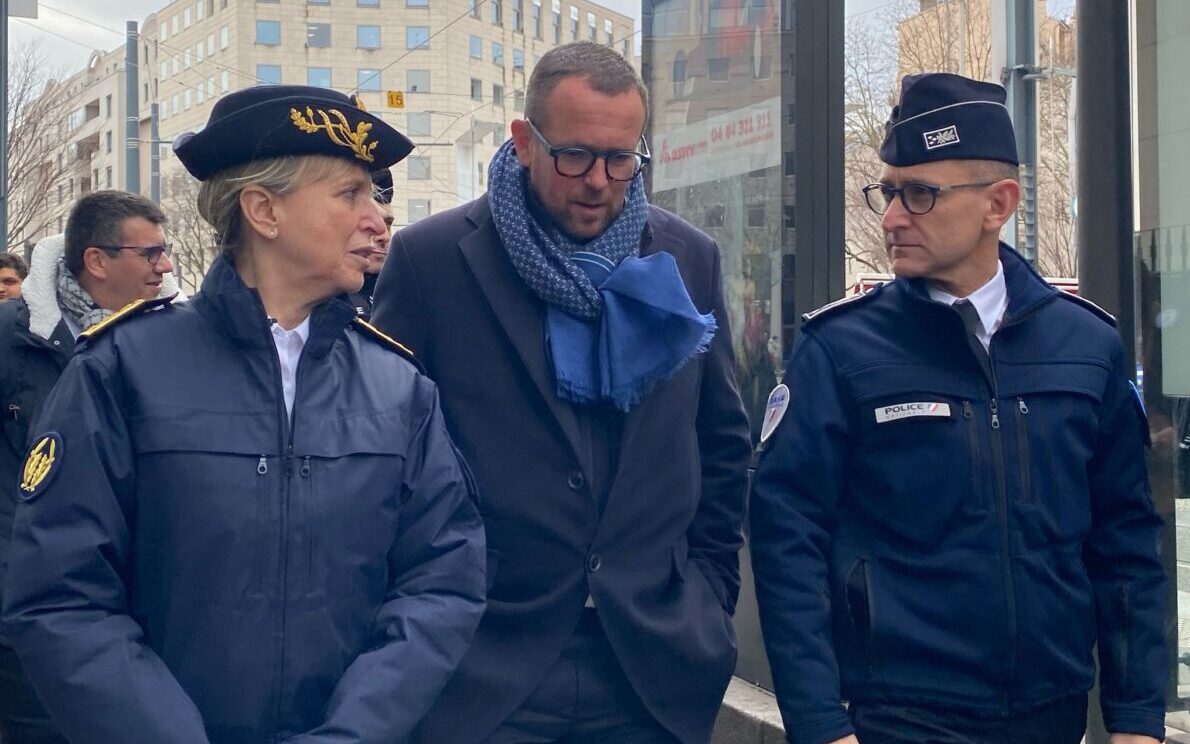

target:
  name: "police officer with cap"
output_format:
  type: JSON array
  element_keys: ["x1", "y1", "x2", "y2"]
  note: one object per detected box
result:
[
  {"x1": 349, "y1": 167, "x2": 394, "y2": 319},
  {"x1": 2, "y1": 85, "x2": 486, "y2": 744},
  {"x1": 750, "y1": 72, "x2": 1166, "y2": 744}
]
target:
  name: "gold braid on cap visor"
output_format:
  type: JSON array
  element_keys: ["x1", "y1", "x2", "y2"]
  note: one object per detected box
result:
[{"x1": 289, "y1": 107, "x2": 378, "y2": 163}]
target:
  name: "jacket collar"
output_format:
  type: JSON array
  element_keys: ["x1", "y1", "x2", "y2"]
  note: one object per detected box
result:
[
  {"x1": 900, "y1": 242, "x2": 1057, "y2": 323},
  {"x1": 194, "y1": 252, "x2": 358, "y2": 358}
]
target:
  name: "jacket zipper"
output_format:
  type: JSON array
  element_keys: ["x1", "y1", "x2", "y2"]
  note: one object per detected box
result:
[
  {"x1": 958, "y1": 308, "x2": 1018, "y2": 702},
  {"x1": 962, "y1": 401, "x2": 982, "y2": 509},
  {"x1": 1015, "y1": 398, "x2": 1031, "y2": 504}
]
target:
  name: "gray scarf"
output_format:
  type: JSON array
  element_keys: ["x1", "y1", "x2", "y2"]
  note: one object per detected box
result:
[{"x1": 56, "y1": 258, "x2": 112, "y2": 331}]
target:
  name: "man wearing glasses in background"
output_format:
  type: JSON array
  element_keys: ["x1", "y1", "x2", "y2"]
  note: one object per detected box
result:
[
  {"x1": 0, "y1": 190, "x2": 180, "y2": 743},
  {"x1": 373, "y1": 40, "x2": 751, "y2": 744},
  {"x1": 750, "y1": 72, "x2": 1166, "y2": 744}
]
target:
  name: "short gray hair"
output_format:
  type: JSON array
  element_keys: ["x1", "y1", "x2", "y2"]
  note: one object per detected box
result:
[
  {"x1": 197, "y1": 154, "x2": 356, "y2": 257},
  {"x1": 524, "y1": 41, "x2": 648, "y2": 131}
]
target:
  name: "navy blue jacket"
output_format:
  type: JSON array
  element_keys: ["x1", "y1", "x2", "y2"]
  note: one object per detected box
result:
[
  {"x1": 750, "y1": 246, "x2": 1166, "y2": 744},
  {"x1": 2, "y1": 255, "x2": 487, "y2": 744}
]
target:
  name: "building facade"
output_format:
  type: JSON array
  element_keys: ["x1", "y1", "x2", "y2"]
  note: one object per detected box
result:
[{"x1": 11, "y1": 0, "x2": 634, "y2": 291}]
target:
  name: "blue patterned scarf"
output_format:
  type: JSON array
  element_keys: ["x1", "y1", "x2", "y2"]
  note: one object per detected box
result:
[{"x1": 488, "y1": 138, "x2": 716, "y2": 411}]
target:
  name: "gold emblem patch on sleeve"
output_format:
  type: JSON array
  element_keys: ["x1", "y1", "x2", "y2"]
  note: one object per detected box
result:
[{"x1": 19, "y1": 433, "x2": 63, "y2": 501}]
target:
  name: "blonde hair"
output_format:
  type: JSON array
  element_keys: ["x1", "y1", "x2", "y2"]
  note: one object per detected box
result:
[{"x1": 197, "y1": 155, "x2": 359, "y2": 256}]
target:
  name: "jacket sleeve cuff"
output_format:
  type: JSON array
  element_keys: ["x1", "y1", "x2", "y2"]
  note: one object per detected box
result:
[
  {"x1": 783, "y1": 707, "x2": 854, "y2": 744},
  {"x1": 1102, "y1": 704, "x2": 1166, "y2": 741}
]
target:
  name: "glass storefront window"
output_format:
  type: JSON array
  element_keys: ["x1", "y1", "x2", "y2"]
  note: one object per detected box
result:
[{"x1": 1133, "y1": 0, "x2": 1190, "y2": 704}]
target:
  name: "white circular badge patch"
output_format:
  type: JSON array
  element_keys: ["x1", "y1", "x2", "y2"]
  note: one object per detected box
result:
[{"x1": 759, "y1": 384, "x2": 790, "y2": 445}]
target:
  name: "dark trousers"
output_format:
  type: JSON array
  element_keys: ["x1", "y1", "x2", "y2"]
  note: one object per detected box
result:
[
  {"x1": 0, "y1": 644, "x2": 68, "y2": 744},
  {"x1": 850, "y1": 694, "x2": 1088, "y2": 744},
  {"x1": 481, "y1": 610, "x2": 680, "y2": 744}
]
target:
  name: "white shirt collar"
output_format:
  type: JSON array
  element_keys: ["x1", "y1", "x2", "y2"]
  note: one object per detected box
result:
[
  {"x1": 270, "y1": 315, "x2": 311, "y2": 421},
  {"x1": 927, "y1": 260, "x2": 1008, "y2": 342}
]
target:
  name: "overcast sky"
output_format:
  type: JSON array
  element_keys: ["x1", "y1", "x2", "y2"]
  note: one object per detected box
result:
[{"x1": 10, "y1": 0, "x2": 1077, "y2": 75}]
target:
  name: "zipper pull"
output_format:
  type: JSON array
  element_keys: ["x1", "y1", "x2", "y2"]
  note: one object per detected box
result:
[
  {"x1": 257, "y1": 456, "x2": 268, "y2": 475},
  {"x1": 8, "y1": 404, "x2": 19, "y2": 421},
  {"x1": 989, "y1": 398, "x2": 1000, "y2": 430},
  {"x1": 300, "y1": 456, "x2": 311, "y2": 477},
  {"x1": 1017, "y1": 397, "x2": 1029, "y2": 415},
  {"x1": 962, "y1": 400, "x2": 973, "y2": 420}
]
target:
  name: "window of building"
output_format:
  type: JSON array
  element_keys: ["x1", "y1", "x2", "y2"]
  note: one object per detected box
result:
[
  {"x1": 184, "y1": 49, "x2": 192, "y2": 67},
  {"x1": 552, "y1": 0, "x2": 561, "y2": 42},
  {"x1": 197, "y1": 0, "x2": 205, "y2": 19},
  {"x1": 357, "y1": 25, "x2": 381, "y2": 48},
  {"x1": 104, "y1": 94, "x2": 112, "y2": 117},
  {"x1": 105, "y1": 130, "x2": 112, "y2": 153},
  {"x1": 492, "y1": 41, "x2": 504, "y2": 65},
  {"x1": 105, "y1": 166, "x2": 112, "y2": 187},
  {"x1": 172, "y1": 54, "x2": 180, "y2": 74},
  {"x1": 161, "y1": 21, "x2": 168, "y2": 41},
  {"x1": 221, "y1": 70, "x2": 230, "y2": 91},
  {"x1": 184, "y1": 7, "x2": 191, "y2": 27},
  {"x1": 408, "y1": 0, "x2": 429, "y2": 7},
  {"x1": 470, "y1": 77, "x2": 483, "y2": 101},
  {"x1": 358, "y1": 0, "x2": 379, "y2": 5},
  {"x1": 197, "y1": 42, "x2": 205, "y2": 61},
  {"x1": 532, "y1": 0, "x2": 542, "y2": 39},
  {"x1": 407, "y1": 156, "x2": 431, "y2": 180},
  {"x1": 705, "y1": 205, "x2": 725, "y2": 227},
  {"x1": 257, "y1": 64, "x2": 282, "y2": 84},
  {"x1": 708, "y1": 58, "x2": 730, "y2": 81},
  {"x1": 469, "y1": 0, "x2": 479, "y2": 18},
  {"x1": 220, "y1": 25, "x2": 229, "y2": 48},
  {"x1": 570, "y1": 6, "x2": 579, "y2": 39},
  {"x1": 208, "y1": 77, "x2": 216, "y2": 96},
  {"x1": 308, "y1": 66, "x2": 332, "y2": 87},
  {"x1": 747, "y1": 205, "x2": 766, "y2": 227},
  {"x1": 513, "y1": 48, "x2": 524, "y2": 71},
  {"x1": 406, "y1": 26, "x2": 430, "y2": 49},
  {"x1": 357, "y1": 68, "x2": 381, "y2": 91},
  {"x1": 513, "y1": 0, "x2": 523, "y2": 32},
  {"x1": 307, "y1": 23, "x2": 331, "y2": 47},
  {"x1": 493, "y1": 83, "x2": 504, "y2": 106},
  {"x1": 406, "y1": 111, "x2": 431, "y2": 137},
  {"x1": 470, "y1": 34, "x2": 483, "y2": 58},
  {"x1": 513, "y1": 90, "x2": 525, "y2": 111},
  {"x1": 172, "y1": 15, "x2": 179, "y2": 33},
  {"x1": 587, "y1": 12, "x2": 596, "y2": 40},
  {"x1": 256, "y1": 20, "x2": 281, "y2": 45},
  {"x1": 491, "y1": 0, "x2": 502, "y2": 25},
  {"x1": 408, "y1": 199, "x2": 430, "y2": 223},
  {"x1": 406, "y1": 69, "x2": 430, "y2": 92},
  {"x1": 143, "y1": 82, "x2": 149, "y2": 102},
  {"x1": 309, "y1": 0, "x2": 330, "y2": 4},
  {"x1": 197, "y1": 85, "x2": 205, "y2": 104},
  {"x1": 605, "y1": 18, "x2": 614, "y2": 45},
  {"x1": 621, "y1": 38, "x2": 628, "y2": 57},
  {"x1": 207, "y1": 33, "x2": 215, "y2": 55}
]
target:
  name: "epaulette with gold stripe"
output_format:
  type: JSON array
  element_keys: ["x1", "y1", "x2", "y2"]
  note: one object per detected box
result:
[
  {"x1": 1055, "y1": 288, "x2": 1117, "y2": 327},
  {"x1": 78, "y1": 294, "x2": 176, "y2": 341},
  {"x1": 801, "y1": 282, "x2": 885, "y2": 325},
  {"x1": 351, "y1": 318, "x2": 421, "y2": 369}
]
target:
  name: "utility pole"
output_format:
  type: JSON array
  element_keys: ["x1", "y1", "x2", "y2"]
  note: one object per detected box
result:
[
  {"x1": 990, "y1": 0, "x2": 1039, "y2": 264},
  {"x1": 125, "y1": 21, "x2": 141, "y2": 194}
]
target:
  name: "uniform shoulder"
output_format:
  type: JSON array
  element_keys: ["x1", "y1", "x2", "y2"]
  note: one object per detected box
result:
[
  {"x1": 801, "y1": 282, "x2": 890, "y2": 328},
  {"x1": 77, "y1": 295, "x2": 177, "y2": 344},
  {"x1": 350, "y1": 318, "x2": 424, "y2": 372},
  {"x1": 1054, "y1": 289, "x2": 1117, "y2": 327}
]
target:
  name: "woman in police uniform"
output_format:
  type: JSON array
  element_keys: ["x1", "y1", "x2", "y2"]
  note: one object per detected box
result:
[{"x1": 1, "y1": 86, "x2": 486, "y2": 744}]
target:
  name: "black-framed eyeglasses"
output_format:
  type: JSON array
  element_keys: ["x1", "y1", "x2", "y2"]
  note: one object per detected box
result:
[
  {"x1": 96, "y1": 243, "x2": 173, "y2": 265},
  {"x1": 862, "y1": 181, "x2": 997, "y2": 216},
  {"x1": 525, "y1": 119, "x2": 651, "y2": 182}
]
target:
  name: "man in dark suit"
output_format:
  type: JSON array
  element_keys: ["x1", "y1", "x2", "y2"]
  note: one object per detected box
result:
[{"x1": 372, "y1": 40, "x2": 751, "y2": 744}]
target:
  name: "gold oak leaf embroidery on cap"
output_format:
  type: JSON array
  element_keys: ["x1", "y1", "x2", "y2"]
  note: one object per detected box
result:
[{"x1": 289, "y1": 107, "x2": 378, "y2": 163}]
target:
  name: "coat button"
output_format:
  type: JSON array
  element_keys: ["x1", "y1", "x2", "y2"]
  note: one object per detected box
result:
[
  {"x1": 587, "y1": 553, "x2": 601, "y2": 572},
  {"x1": 566, "y1": 471, "x2": 585, "y2": 490}
]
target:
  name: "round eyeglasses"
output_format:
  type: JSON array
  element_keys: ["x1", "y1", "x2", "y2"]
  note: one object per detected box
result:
[
  {"x1": 862, "y1": 181, "x2": 997, "y2": 216},
  {"x1": 96, "y1": 243, "x2": 173, "y2": 265},
  {"x1": 525, "y1": 119, "x2": 651, "y2": 182}
]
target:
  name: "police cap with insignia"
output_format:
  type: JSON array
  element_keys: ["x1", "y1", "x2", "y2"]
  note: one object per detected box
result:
[
  {"x1": 880, "y1": 72, "x2": 1018, "y2": 168},
  {"x1": 372, "y1": 167, "x2": 394, "y2": 205},
  {"x1": 174, "y1": 85, "x2": 414, "y2": 181}
]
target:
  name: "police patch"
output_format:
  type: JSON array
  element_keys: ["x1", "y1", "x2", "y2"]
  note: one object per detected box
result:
[
  {"x1": 760, "y1": 384, "x2": 791, "y2": 444},
  {"x1": 19, "y1": 433, "x2": 63, "y2": 501},
  {"x1": 874, "y1": 402, "x2": 951, "y2": 423},
  {"x1": 923, "y1": 124, "x2": 961, "y2": 150}
]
